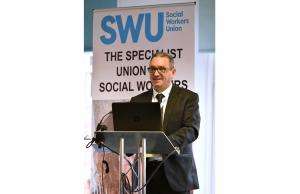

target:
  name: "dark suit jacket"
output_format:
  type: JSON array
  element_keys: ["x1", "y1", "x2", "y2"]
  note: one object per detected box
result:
[{"x1": 131, "y1": 85, "x2": 200, "y2": 192}]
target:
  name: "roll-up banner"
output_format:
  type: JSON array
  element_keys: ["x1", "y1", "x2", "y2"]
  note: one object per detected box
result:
[{"x1": 92, "y1": 2, "x2": 195, "y2": 100}]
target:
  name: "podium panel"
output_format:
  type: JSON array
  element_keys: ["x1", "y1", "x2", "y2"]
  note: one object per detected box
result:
[
  {"x1": 95, "y1": 131, "x2": 175, "y2": 154},
  {"x1": 93, "y1": 131, "x2": 176, "y2": 194}
]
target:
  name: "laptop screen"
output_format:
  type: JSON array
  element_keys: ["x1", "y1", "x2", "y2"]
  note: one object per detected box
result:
[{"x1": 112, "y1": 102, "x2": 162, "y2": 131}]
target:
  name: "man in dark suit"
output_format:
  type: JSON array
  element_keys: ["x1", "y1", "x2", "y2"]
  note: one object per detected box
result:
[{"x1": 131, "y1": 52, "x2": 200, "y2": 194}]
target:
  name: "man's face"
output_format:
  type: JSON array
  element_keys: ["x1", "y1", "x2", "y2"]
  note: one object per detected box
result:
[{"x1": 149, "y1": 56, "x2": 176, "y2": 92}]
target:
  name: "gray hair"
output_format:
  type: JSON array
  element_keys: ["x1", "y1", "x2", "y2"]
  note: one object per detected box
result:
[{"x1": 150, "y1": 52, "x2": 175, "y2": 69}]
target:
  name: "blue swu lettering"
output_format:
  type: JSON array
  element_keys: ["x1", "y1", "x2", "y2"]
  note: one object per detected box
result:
[{"x1": 100, "y1": 12, "x2": 164, "y2": 45}]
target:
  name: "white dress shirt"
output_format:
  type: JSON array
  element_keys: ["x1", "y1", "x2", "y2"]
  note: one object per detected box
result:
[{"x1": 151, "y1": 84, "x2": 172, "y2": 122}]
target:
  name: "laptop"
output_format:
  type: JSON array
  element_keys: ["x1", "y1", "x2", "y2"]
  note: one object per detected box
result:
[{"x1": 112, "y1": 102, "x2": 162, "y2": 131}]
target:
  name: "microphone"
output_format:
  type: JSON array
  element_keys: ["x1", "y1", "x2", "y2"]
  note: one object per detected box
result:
[
  {"x1": 95, "y1": 111, "x2": 112, "y2": 146},
  {"x1": 96, "y1": 111, "x2": 112, "y2": 132},
  {"x1": 85, "y1": 110, "x2": 112, "y2": 148},
  {"x1": 96, "y1": 123, "x2": 108, "y2": 132}
]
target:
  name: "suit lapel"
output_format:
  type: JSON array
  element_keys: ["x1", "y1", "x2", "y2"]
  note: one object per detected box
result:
[
  {"x1": 163, "y1": 85, "x2": 178, "y2": 130},
  {"x1": 144, "y1": 90, "x2": 153, "y2": 102}
]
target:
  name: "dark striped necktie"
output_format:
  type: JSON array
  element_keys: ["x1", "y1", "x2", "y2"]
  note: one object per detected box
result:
[
  {"x1": 156, "y1": 93, "x2": 165, "y2": 124},
  {"x1": 156, "y1": 93, "x2": 164, "y2": 104}
]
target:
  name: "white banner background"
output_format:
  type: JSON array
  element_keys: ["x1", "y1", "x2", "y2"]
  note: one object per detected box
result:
[{"x1": 92, "y1": 3, "x2": 195, "y2": 100}]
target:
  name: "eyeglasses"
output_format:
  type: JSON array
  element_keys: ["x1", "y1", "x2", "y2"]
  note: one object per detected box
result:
[{"x1": 147, "y1": 67, "x2": 172, "y2": 74}]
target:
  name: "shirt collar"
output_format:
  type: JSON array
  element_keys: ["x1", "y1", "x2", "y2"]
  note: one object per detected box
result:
[{"x1": 153, "y1": 84, "x2": 172, "y2": 99}]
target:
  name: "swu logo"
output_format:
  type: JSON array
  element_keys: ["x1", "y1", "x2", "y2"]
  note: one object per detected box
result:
[{"x1": 100, "y1": 12, "x2": 164, "y2": 45}]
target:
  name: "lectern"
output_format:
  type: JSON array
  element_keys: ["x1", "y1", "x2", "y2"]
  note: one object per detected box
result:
[{"x1": 94, "y1": 131, "x2": 176, "y2": 194}]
